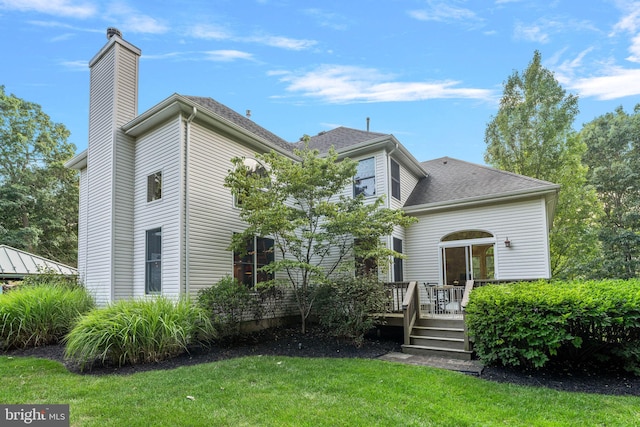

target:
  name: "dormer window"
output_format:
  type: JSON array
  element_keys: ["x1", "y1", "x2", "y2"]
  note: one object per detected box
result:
[
  {"x1": 391, "y1": 159, "x2": 400, "y2": 200},
  {"x1": 147, "y1": 171, "x2": 162, "y2": 202},
  {"x1": 354, "y1": 157, "x2": 376, "y2": 197}
]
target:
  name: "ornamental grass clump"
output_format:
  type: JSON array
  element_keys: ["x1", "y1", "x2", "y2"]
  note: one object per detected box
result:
[
  {"x1": 64, "y1": 297, "x2": 216, "y2": 369},
  {"x1": 0, "y1": 283, "x2": 94, "y2": 349}
]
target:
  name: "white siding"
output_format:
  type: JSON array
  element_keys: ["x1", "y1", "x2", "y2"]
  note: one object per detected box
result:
[
  {"x1": 84, "y1": 37, "x2": 140, "y2": 305},
  {"x1": 133, "y1": 117, "x2": 183, "y2": 299},
  {"x1": 77, "y1": 167, "x2": 88, "y2": 285},
  {"x1": 390, "y1": 157, "x2": 420, "y2": 210},
  {"x1": 186, "y1": 122, "x2": 256, "y2": 295},
  {"x1": 405, "y1": 197, "x2": 551, "y2": 284},
  {"x1": 112, "y1": 45, "x2": 139, "y2": 300},
  {"x1": 85, "y1": 45, "x2": 116, "y2": 305}
]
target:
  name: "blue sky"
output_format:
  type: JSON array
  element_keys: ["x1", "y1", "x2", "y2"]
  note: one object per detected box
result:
[{"x1": 1, "y1": 0, "x2": 640, "y2": 164}]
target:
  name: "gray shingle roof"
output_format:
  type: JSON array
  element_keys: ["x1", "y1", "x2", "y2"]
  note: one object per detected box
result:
[
  {"x1": 183, "y1": 96, "x2": 294, "y2": 153},
  {"x1": 0, "y1": 245, "x2": 77, "y2": 279},
  {"x1": 405, "y1": 157, "x2": 558, "y2": 207},
  {"x1": 300, "y1": 127, "x2": 388, "y2": 153}
]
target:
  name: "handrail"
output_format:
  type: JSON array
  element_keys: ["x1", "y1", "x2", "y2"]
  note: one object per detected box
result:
[
  {"x1": 460, "y1": 279, "x2": 474, "y2": 309},
  {"x1": 401, "y1": 281, "x2": 420, "y2": 345}
]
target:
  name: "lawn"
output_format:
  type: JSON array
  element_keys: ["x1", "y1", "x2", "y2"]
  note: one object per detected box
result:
[{"x1": 1, "y1": 355, "x2": 638, "y2": 426}]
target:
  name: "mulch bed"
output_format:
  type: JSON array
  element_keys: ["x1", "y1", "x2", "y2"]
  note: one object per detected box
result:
[{"x1": 4, "y1": 326, "x2": 639, "y2": 397}]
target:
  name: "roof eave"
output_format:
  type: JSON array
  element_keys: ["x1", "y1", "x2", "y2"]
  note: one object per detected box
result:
[
  {"x1": 403, "y1": 185, "x2": 560, "y2": 214},
  {"x1": 65, "y1": 150, "x2": 88, "y2": 170}
]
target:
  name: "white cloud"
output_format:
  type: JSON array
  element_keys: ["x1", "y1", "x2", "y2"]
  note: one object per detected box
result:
[
  {"x1": 60, "y1": 59, "x2": 88, "y2": 71},
  {"x1": 611, "y1": 1, "x2": 640, "y2": 34},
  {"x1": 247, "y1": 35, "x2": 316, "y2": 51},
  {"x1": 514, "y1": 21, "x2": 550, "y2": 43},
  {"x1": 104, "y1": 2, "x2": 168, "y2": 34},
  {"x1": 570, "y1": 66, "x2": 640, "y2": 100},
  {"x1": 204, "y1": 50, "x2": 254, "y2": 62},
  {"x1": 188, "y1": 23, "x2": 231, "y2": 40},
  {"x1": 303, "y1": 8, "x2": 348, "y2": 31},
  {"x1": 273, "y1": 65, "x2": 494, "y2": 103},
  {"x1": 627, "y1": 33, "x2": 640, "y2": 62},
  {"x1": 408, "y1": 1, "x2": 483, "y2": 28},
  {"x1": 189, "y1": 23, "x2": 317, "y2": 51},
  {"x1": 0, "y1": 0, "x2": 96, "y2": 18}
]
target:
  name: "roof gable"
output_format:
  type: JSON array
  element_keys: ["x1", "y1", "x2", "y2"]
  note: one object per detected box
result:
[{"x1": 405, "y1": 157, "x2": 559, "y2": 208}]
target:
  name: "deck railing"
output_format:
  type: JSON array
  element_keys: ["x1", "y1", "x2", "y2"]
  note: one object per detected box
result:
[
  {"x1": 384, "y1": 281, "x2": 410, "y2": 313},
  {"x1": 401, "y1": 281, "x2": 420, "y2": 345},
  {"x1": 421, "y1": 283, "x2": 465, "y2": 318}
]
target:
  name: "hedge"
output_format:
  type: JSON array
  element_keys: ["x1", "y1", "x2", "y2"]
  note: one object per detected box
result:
[{"x1": 465, "y1": 279, "x2": 640, "y2": 374}]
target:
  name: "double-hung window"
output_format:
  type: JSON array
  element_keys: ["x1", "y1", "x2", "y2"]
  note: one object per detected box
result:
[
  {"x1": 391, "y1": 159, "x2": 400, "y2": 200},
  {"x1": 354, "y1": 157, "x2": 376, "y2": 197},
  {"x1": 145, "y1": 228, "x2": 162, "y2": 293},
  {"x1": 233, "y1": 236, "x2": 275, "y2": 288},
  {"x1": 393, "y1": 237, "x2": 403, "y2": 282}
]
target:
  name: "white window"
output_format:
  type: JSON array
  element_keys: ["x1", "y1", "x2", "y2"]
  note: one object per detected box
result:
[
  {"x1": 147, "y1": 171, "x2": 162, "y2": 202},
  {"x1": 393, "y1": 237, "x2": 403, "y2": 282},
  {"x1": 145, "y1": 228, "x2": 162, "y2": 293},
  {"x1": 391, "y1": 159, "x2": 400, "y2": 200},
  {"x1": 354, "y1": 157, "x2": 375, "y2": 197}
]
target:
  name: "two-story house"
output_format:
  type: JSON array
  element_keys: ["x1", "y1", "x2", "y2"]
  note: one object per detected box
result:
[{"x1": 66, "y1": 30, "x2": 558, "y2": 357}]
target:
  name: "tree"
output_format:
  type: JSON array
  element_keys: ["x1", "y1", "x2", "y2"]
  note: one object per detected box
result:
[
  {"x1": 225, "y1": 142, "x2": 416, "y2": 333},
  {"x1": 484, "y1": 51, "x2": 600, "y2": 278},
  {"x1": 0, "y1": 86, "x2": 78, "y2": 265},
  {"x1": 581, "y1": 105, "x2": 640, "y2": 279}
]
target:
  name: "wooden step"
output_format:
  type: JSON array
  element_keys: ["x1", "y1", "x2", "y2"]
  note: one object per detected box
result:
[
  {"x1": 415, "y1": 318, "x2": 465, "y2": 329},
  {"x1": 401, "y1": 344, "x2": 473, "y2": 360},
  {"x1": 411, "y1": 325, "x2": 464, "y2": 339},
  {"x1": 410, "y1": 335, "x2": 466, "y2": 351}
]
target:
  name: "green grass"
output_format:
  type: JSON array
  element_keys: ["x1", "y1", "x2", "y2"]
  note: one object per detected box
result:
[{"x1": 1, "y1": 355, "x2": 638, "y2": 426}]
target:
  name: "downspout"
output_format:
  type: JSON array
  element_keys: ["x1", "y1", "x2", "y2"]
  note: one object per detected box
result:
[
  {"x1": 387, "y1": 142, "x2": 399, "y2": 282},
  {"x1": 184, "y1": 106, "x2": 197, "y2": 297}
]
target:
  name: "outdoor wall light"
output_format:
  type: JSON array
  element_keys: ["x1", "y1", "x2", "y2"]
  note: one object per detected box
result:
[{"x1": 504, "y1": 238, "x2": 511, "y2": 248}]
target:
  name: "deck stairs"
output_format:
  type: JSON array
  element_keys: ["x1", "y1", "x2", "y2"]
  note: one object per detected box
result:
[{"x1": 401, "y1": 317, "x2": 472, "y2": 360}]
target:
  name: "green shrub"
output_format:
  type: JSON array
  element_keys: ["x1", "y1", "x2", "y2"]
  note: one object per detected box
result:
[
  {"x1": 316, "y1": 275, "x2": 389, "y2": 346},
  {"x1": 0, "y1": 284, "x2": 94, "y2": 349},
  {"x1": 197, "y1": 276, "x2": 253, "y2": 338},
  {"x1": 465, "y1": 280, "x2": 640, "y2": 373},
  {"x1": 64, "y1": 297, "x2": 215, "y2": 369}
]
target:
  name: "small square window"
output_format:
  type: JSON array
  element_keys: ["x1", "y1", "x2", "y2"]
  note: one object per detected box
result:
[{"x1": 147, "y1": 171, "x2": 162, "y2": 202}]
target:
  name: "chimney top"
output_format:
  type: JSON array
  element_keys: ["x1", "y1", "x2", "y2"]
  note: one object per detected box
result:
[{"x1": 106, "y1": 27, "x2": 122, "y2": 39}]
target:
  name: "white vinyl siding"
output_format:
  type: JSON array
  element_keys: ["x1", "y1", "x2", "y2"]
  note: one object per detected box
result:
[
  {"x1": 186, "y1": 122, "x2": 259, "y2": 295},
  {"x1": 391, "y1": 159, "x2": 419, "y2": 210},
  {"x1": 85, "y1": 45, "x2": 116, "y2": 305},
  {"x1": 404, "y1": 197, "x2": 551, "y2": 284},
  {"x1": 83, "y1": 36, "x2": 140, "y2": 305},
  {"x1": 133, "y1": 117, "x2": 183, "y2": 299},
  {"x1": 77, "y1": 167, "x2": 88, "y2": 285}
]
